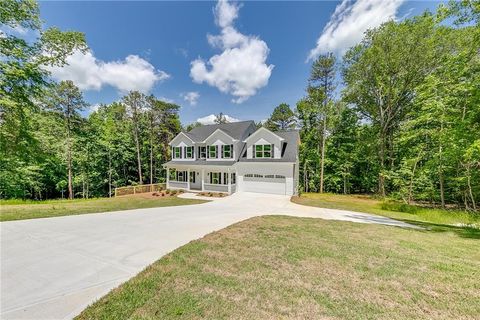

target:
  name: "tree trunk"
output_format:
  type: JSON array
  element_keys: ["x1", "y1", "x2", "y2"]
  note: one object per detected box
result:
[
  {"x1": 378, "y1": 129, "x2": 386, "y2": 197},
  {"x1": 67, "y1": 127, "x2": 73, "y2": 200},
  {"x1": 319, "y1": 115, "x2": 326, "y2": 193},
  {"x1": 134, "y1": 126, "x2": 143, "y2": 184},
  {"x1": 150, "y1": 126, "x2": 154, "y2": 192},
  {"x1": 466, "y1": 165, "x2": 476, "y2": 211},
  {"x1": 108, "y1": 149, "x2": 112, "y2": 198},
  {"x1": 407, "y1": 158, "x2": 418, "y2": 205},
  {"x1": 438, "y1": 121, "x2": 445, "y2": 209}
]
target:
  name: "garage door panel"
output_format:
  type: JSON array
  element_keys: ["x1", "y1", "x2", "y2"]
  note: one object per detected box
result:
[{"x1": 242, "y1": 177, "x2": 286, "y2": 195}]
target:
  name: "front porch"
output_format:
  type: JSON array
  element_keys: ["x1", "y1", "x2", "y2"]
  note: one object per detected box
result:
[{"x1": 165, "y1": 165, "x2": 237, "y2": 194}]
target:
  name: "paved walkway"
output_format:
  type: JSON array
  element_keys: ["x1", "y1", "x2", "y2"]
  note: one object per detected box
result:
[{"x1": 1, "y1": 192, "x2": 413, "y2": 319}]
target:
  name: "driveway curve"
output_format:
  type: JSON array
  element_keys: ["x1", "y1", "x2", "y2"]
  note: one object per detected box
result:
[{"x1": 1, "y1": 192, "x2": 412, "y2": 319}]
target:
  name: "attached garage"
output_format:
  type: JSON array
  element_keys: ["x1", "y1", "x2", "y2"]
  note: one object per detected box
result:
[{"x1": 242, "y1": 174, "x2": 287, "y2": 195}]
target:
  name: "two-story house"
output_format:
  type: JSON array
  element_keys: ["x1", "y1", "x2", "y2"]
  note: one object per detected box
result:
[{"x1": 164, "y1": 121, "x2": 300, "y2": 195}]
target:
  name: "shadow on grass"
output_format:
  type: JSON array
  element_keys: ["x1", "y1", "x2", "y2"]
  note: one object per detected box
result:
[{"x1": 399, "y1": 219, "x2": 480, "y2": 239}]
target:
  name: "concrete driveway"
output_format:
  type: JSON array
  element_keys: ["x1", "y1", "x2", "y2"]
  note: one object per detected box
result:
[{"x1": 1, "y1": 192, "x2": 412, "y2": 319}]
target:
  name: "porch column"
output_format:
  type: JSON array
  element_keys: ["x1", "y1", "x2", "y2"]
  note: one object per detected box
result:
[
  {"x1": 166, "y1": 167, "x2": 170, "y2": 189},
  {"x1": 228, "y1": 168, "x2": 231, "y2": 194},
  {"x1": 201, "y1": 169, "x2": 205, "y2": 191},
  {"x1": 187, "y1": 168, "x2": 191, "y2": 191}
]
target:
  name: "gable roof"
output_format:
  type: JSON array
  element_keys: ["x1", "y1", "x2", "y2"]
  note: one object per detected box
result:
[
  {"x1": 186, "y1": 121, "x2": 255, "y2": 142},
  {"x1": 239, "y1": 130, "x2": 300, "y2": 163},
  {"x1": 243, "y1": 126, "x2": 285, "y2": 143}
]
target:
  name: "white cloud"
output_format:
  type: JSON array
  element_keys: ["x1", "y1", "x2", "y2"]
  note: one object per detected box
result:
[
  {"x1": 190, "y1": 0, "x2": 273, "y2": 104},
  {"x1": 90, "y1": 103, "x2": 101, "y2": 113},
  {"x1": 47, "y1": 50, "x2": 170, "y2": 93},
  {"x1": 158, "y1": 96, "x2": 175, "y2": 104},
  {"x1": 196, "y1": 114, "x2": 241, "y2": 125},
  {"x1": 181, "y1": 91, "x2": 200, "y2": 106},
  {"x1": 308, "y1": 0, "x2": 404, "y2": 60}
]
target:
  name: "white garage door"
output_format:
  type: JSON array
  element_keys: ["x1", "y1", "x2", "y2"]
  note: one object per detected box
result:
[{"x1": 242, "y1": 174, "x2": 286, "y2": 195}]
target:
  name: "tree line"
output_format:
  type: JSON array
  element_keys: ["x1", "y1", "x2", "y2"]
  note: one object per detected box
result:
[
  {"x1": 263, "y1": 1, "x2": 479, "y2": 210},
  {"x1": 2, "y1": 0, "x2": 479, "y2": 211}
]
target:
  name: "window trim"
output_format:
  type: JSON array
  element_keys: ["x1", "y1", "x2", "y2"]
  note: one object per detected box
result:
[
  {"x1": 198, "y1": 146, "x2": 206, "y2": 159},
  {"x1": 254, "y1": 144, "x2": 273, "y2": 158},
  {"x1": 173, "y1": 146, "x2": 182, "y2": 159},
  {"x1": 210, "y1": 172, "x2": 221, "y2": 184},
  {"x1": 208, "y1": 145, "x2": 218, "y2": 159},
  {"x1": 185, "y1": 146, "x2": 194, "y2": 159},
  {"x1": 222, "y1": 144, "x2": 233, "y2": 159}
]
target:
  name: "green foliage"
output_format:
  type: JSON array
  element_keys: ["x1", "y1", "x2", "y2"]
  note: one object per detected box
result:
[{"x1": 265, "y1": 103, "x2": 296, "y2": 131}]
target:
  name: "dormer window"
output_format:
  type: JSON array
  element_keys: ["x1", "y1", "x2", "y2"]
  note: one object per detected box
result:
[
  {"x1": 185, "y1": 146, "x2": 194, "y2": 159},
  {"x1": 173, "y1": 147, "x2": 182, "y2": 159},
  {"x1": 254, "y1": 144, "x2": 273, "y2": 158},
  {"x1": 208, "y1": 145, "x2": 218, "y2": 158},
  {"x1": 222, "y1": 144, "x2": 233, "y2": 159}
]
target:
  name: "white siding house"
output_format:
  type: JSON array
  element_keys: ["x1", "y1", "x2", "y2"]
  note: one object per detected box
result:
[{"x1": 164, "y1": 121, "x2": 299, "y2": 196}]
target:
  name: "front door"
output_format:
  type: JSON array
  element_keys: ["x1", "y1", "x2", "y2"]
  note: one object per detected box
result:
[{"x1": 189, "y1": 171, "x2": 201, "y2": 190}]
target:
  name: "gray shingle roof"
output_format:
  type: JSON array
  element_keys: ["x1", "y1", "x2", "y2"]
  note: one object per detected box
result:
[
  {"x1": 186, "y1": 120, "x2": 256, "y2": 142},
  {"x1": 239, "y1": 130, "x2": 300, "y2": 163},
  {"x1": 164, "y1": 160, "x2": 235, "y2": 166}
]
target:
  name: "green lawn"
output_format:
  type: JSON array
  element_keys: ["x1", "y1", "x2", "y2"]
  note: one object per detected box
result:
[
  {"x1": 77, "y1": 215, "x2": 480, "y2": 320},
  {"x1": 292, "y1": 193, "x2": 479, "y2": 235},
  {"x1": 0, "y1": 194, "x2": 206, "y2": 222}
]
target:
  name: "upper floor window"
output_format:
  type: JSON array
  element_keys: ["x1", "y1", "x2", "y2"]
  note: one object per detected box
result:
[
  {"x1": 198, "y1": 146, "x2": 206, "y2": 159},
  {"x1": 222, "y1": 144, "x2": 233, "y2": 159},
  {"x1": 254, "y1": 144, "x2": 272, "y2": 158},
  {"x1": 185, "y1": 146, "x2": 194, "y2": 159},
  {"x1": 208, "y1": 145, "x2": 218, "y2": 158},
  {"x1": 173, "y1": 147, "x2": 182, "y2": 159}
]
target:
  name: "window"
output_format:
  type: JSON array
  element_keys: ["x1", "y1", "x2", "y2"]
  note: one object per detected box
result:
[
  {"x1": 170, "y1": 169, "x2": 187, "y2": 182},
  {"x1": 198, "y1": 146, "x2": 206, "y2": 159},
  {"x1": 275, "y1": 175, "x2": 285, "y2": 179},
  {"x1": 231, "y1": 173, "x2": 236, "y2": 184},
  {"x1": 254, "y1": 144, "x2": 272, "y2": 158},
  {"x1": 185, "y1": 146, "x2": 194, "y2": 159},
  {"x1": 265, "y1": 174, "x2": 275, "y2": 179},
  {"x1": 173, "y1": 147, "x2": 182, "y2": 159},
  {"x1": 245, "y1": 173, "x2": 263, "y2": 178},
  {"x1": 208, "y1": 145, "x2": 218, "y2": 158},
  {"x1": 176, "y1": 170, "x2": 187, "y2": 182},
  {"x1": 222, "y1": 144, "x2": 233, "y2": 158},
  {"x1": 189, "y1": 171, "x2": 196, "y2": 183},
  {"x1": 223, "y1": 172, "x2": 228, "y2": 185},
  {"x1": 210, "y1": 172, "x2": 220, "y2": 184}
]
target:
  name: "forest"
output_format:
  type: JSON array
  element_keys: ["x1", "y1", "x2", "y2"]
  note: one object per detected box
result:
[{"x1": 1, "y1": 0, "x2": 479, "y2": 211}]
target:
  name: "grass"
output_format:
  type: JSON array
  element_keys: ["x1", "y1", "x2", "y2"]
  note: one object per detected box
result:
[
  {"x1": 0, "y1": 193, "x2": 206, "y2": 222},
  {"x1": 77, "y1": 215, "x2": 480, "y2": 320},
  {"x1": 292, "y1": 193, "x2": 479, "y2": 237}
]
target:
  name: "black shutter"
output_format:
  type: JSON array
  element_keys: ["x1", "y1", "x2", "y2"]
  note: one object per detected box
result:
[
  {"x1": 207, "y1": 146, "x2": 209, "y2": 158},
  {"x1": 271, "y1": 144, "x2": 274, "y2": 158},
  {"x1": 215, "y1": 146, "x2": 218, "y2": 158},
  {"x1": 252, "y1": 145, "x2": 255, "y2": 158},
  {"x1": 230, "y1": 144, "x2": 233, "y2": 158}
]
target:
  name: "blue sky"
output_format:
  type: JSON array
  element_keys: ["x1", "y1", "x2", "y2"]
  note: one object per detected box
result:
[{"x1": 40, "y1": 0, "x2": 441, "y2": 124}]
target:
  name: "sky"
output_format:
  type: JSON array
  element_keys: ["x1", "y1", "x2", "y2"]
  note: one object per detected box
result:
[{"x1": 39, "y1": 0, "x2": 442, "y2": 125}]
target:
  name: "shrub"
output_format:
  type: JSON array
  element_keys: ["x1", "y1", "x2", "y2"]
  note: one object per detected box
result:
[{"x1": 165, "y1": 189, "x2": 171, "y2": 194}]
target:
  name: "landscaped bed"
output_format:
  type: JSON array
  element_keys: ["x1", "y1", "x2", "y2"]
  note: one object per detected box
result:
[
  {"x1": 0, "y1": 193, "x2": 206, "y2": 222},
  {"x1": 77, "y1": 215, "x2": 479, "y2": 319},
  {"x1": 197, "y1": 192, "x2": 228, "y2": 198}
]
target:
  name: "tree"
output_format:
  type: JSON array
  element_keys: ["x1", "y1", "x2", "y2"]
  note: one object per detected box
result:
[
  {"x1": 0, "y1": 0, "x2": 86, "y2": 199},
  {"x1": 122, "y1": 91, "x2": 147, "y2": 184},
  {"x1": 214, "y1": 112, "x2": 228, "y2": 124},
  {"x1": 45, "y1": 81, "x2": 87, "y2": 199},
  {"x1": 265, "y1": 103, "x2": 296, "y2": 131},
  {"x1": 342, "y1": 15, "x2": 435, "y2": 196},
  {"x1": 309, "y1": 53, "x2": 336, "y2": 193}
]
